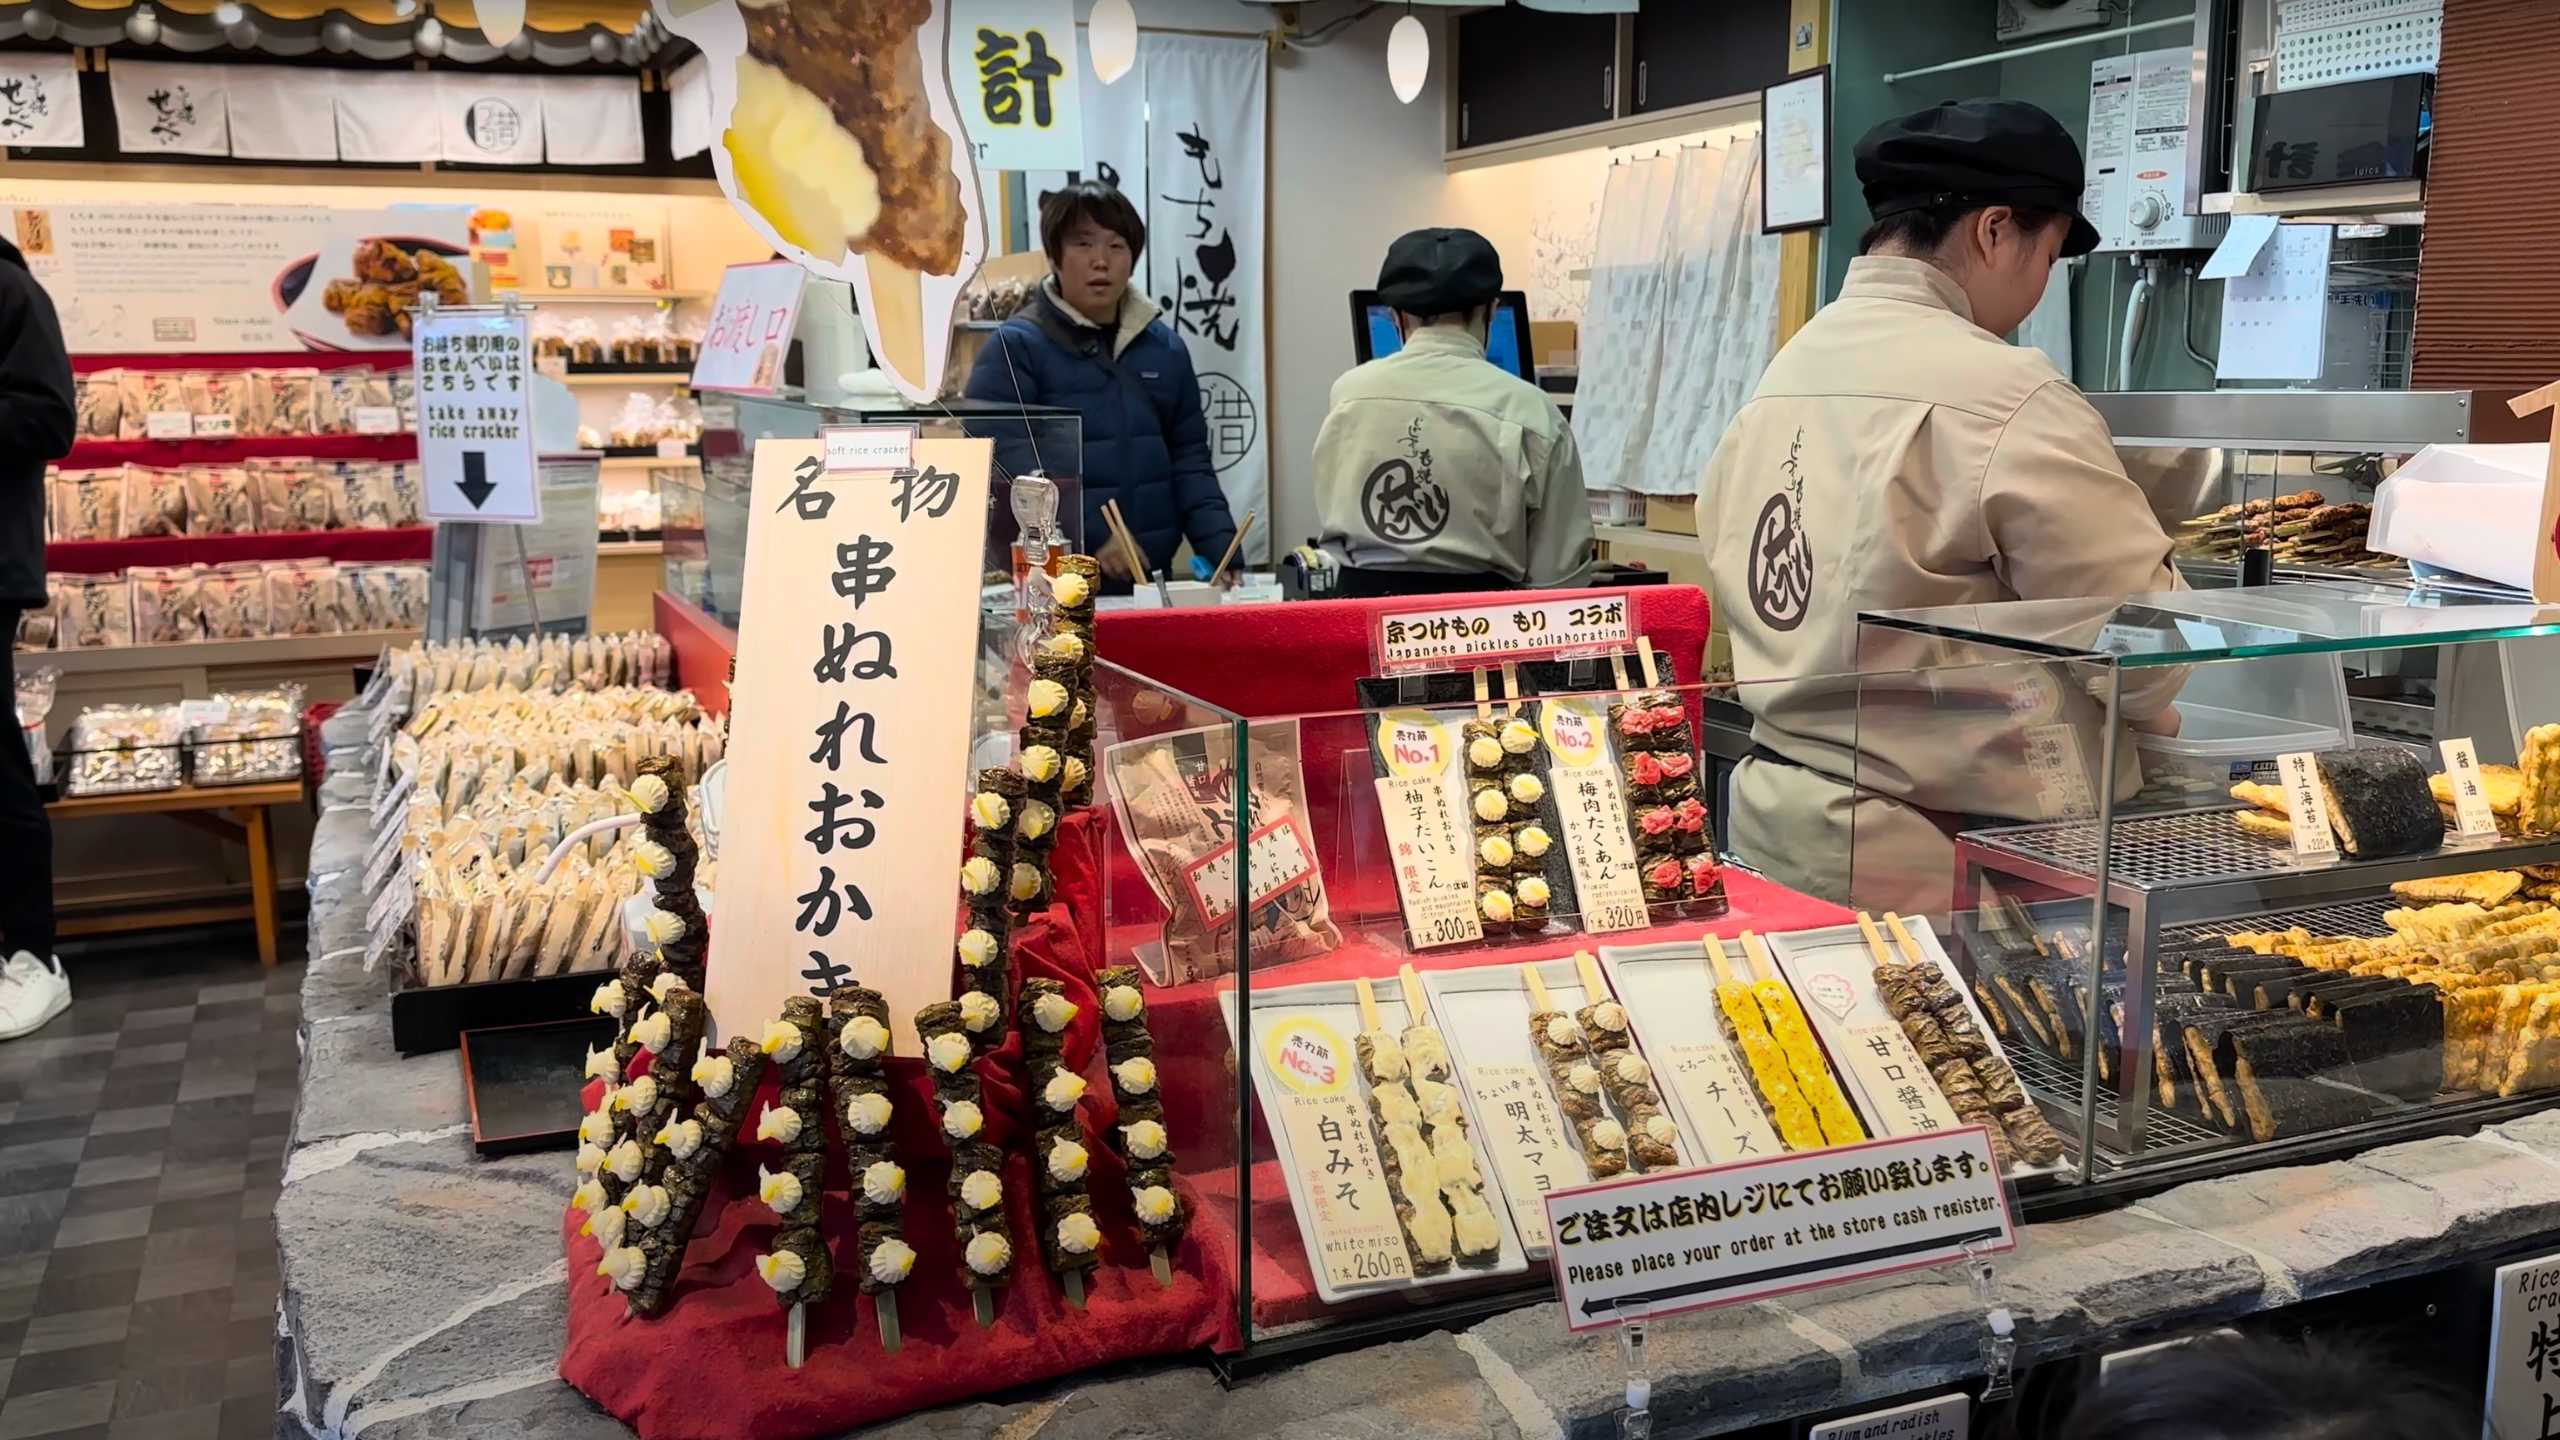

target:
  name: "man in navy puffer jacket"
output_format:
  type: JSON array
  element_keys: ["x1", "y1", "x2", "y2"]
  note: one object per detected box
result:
[{"x1": 964, "y1": 182, "x2": 1236, "y2": 584}]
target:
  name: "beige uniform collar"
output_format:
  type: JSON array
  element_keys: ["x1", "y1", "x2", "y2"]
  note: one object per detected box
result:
[
  {"x1": 1838, "y1": 255, "x2": 1979, "y2": 329},
  {"x1": 1395, "y1": 324, "x2": 1487, "y2": 361}
]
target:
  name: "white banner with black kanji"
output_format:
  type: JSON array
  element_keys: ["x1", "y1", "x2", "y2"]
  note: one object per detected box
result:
[
  {"x1": 0, "y1": 53, "x2": 82, "y2": 150},
  {"x1": 1138, "y1": 34, "x2": 1265, "y2": 562},
  {"x1": 109, "y1": 60, "x2": 229, "y2": 156}
]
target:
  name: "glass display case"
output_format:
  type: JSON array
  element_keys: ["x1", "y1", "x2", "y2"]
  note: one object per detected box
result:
[
  {"x1": 1852, "y1": 583, "x2": 2560, "y2": 1201},
  {"x1": 1077, "y1": 655, "x2": 2072, "y2": 1367},
  {"x1": 662, "y1": 394, "x2": 1085, "y2": 630}
]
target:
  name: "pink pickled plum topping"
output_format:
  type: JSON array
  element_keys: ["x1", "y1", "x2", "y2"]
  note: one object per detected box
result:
[
  {"x1": 1646, "y1": 859, "x2": 1683, "y2": 889},
  {"x1": 1673, "y1": 799, "x2": 1707, "y2": 833},
  {"x1": 1657, "y1": 752, "x2": 1694, "y2": 779},
  {"x1": 1638, "y1": 807, "x2": 1675, "y2": 836},
  {"x1": 1629, "y1": 753, "x2": 1664, "y2": 786}
]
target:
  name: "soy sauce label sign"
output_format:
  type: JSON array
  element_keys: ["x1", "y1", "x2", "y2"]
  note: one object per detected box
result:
[
  {"x1": 2440, "y1": 737, "x2": 2499, "y2": 839},
  {"x1": 1261, "y1": 1015, "x2": 1412, "y2": 1289}
]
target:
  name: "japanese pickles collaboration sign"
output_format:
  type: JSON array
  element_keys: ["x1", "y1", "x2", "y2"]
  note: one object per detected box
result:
[
  {"x1": 702, "y1": 437, "x2": 993, "y2": 1040},
  {"x1": 950, "y1": 0, "x2": 1083, "y2": 171}
]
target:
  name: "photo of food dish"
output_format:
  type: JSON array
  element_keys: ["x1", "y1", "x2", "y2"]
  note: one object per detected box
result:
[{"x1": 274, "y1": 233, "x2": 471, "y2": 350}]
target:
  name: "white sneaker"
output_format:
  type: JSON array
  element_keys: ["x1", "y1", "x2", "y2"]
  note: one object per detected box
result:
[{"x1": 0, "y1": 952, "x2": 69, "y2": 1040}]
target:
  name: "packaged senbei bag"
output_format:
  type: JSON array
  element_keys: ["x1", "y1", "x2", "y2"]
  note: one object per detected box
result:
[{"x1": 1103, "y1": 717, "x2": 1339, "y2": 985}]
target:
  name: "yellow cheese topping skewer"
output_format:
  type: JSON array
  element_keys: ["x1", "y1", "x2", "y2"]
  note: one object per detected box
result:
[
  {"x1": 1742, "y1": 932, "x2": 1867, "y2": 1147},
  {"x1": 1706, "y1": 937, "x2": 1824, "y2": 1151}
]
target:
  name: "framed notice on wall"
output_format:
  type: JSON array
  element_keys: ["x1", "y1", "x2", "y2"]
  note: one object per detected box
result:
[{"x1": 1761, "y1": 67, "x2": 1830, "y2": 235}]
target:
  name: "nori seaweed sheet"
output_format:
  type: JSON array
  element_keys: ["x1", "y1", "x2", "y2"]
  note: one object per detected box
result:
[{"x1": 2315, "y1": 747, "x2": 2444, "y2": 858}]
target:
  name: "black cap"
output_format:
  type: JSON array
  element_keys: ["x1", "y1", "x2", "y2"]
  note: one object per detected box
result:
[
  {"x1": 1855, "y1": 99, "x2": 2100, "y2": 258},
  {"x1": 1376, "y1": 228, "x2": 1504, "y2": 315}
]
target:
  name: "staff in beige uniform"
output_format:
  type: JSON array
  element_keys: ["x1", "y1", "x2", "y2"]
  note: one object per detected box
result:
[
  {"x1": 1313, "y1": 229, "x2": 1593, "y2": 598},
  {"x1": 1700, "y1": 99, "x2": 2183, "y2": 914}
]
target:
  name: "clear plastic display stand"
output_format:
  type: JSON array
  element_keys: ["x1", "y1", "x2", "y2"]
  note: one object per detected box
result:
[{"x1": 427, "y1": 455, "x2": 602, "y2": 641}]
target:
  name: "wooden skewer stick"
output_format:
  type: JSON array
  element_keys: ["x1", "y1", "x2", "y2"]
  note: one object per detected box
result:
[
  {"x1": 1855, "y1": 911, "x2": 1895, "y2": 971},
  {"x1": 1883, "y1": 911, "x2": 1930, "y2": 966},
  {"x1": 1740, "y1": 930, "x2": 1778, "y2": 985},
  {"x1": 1635, "y1": 634, "x2": 1661, "y2": 688},
  {"x1": 1353, "y1": 975, "x2": 1384, "y2": 1035},
  {"x1": 1472, "y1": 665, "x2": 1492, "y2": 723},
  {"x1": 1501, "y1": 661, "x2": 1523, "y2": 718},
  {"x1": 1521, "y1": 961, "x2": 1555, "y2": 1014},
  {"x1": 859, "y1": 255, "x2": 930, "y2": 400},
  {"x1": 1064, "y1": 1270, "x2": 1087, "y2": 1309},
  {"x1": 1573, "y1": 948, "x2": 1608, "y2": 999},
  {"x1": 873, "y1": 1292, "x2": 902, "y2": 1352},
  {"x1": 1609, "y1": 649, "x2": 1631, "y2": 692},
  {"x1": 1208, "y1": 508, "x2": 1258, "y2": 588},
  {"x1": 1703, "y1": 933, "x2": 1738, "y2": 986},
  {"x1": 1151, "y1": 1245, "x2": 1174, "y2": 1288},
  {"x1": 786, "y1": 1301, "x2": 806, "y2": 1369},
  {"x1": 973, "y1": 1283, "x2": 997, "y2": 1327},
  {"x1": 1397, "y1": 962, "x2": 1429, "y2": 1017}
]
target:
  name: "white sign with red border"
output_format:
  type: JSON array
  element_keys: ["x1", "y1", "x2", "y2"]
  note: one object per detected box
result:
[
  {"x1": 1541, "y1": 1126, "x2": 2015, "y2": 1334},
  {"x1": 1373, "y1": 594, "x2": 1634, "y2": 673},
  {"x1": 690, "y1": 260, "x2": 807, "y2": 396},
  {"x1": 1179, "y1": 814, "x2": 1317, "y2": 927}
]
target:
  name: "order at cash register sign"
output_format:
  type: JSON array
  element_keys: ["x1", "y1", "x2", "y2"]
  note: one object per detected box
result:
[
  {"x1": 1542, "y1": 1125, "x2": 2014, "y2": 1333},
  {"x1": 704, "y1": 436, "x2": 992, "y2": 1041}
]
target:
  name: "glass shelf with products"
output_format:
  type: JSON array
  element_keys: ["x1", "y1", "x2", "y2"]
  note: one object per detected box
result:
[{"x1": 1849, "y1": 583, "x2": 2560, "y2": 1197}]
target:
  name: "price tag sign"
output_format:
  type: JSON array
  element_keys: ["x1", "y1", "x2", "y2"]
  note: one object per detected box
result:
[
  {"x1": 145, "y1": 409, "x2": 192, "y2": 439},
  {"x1": 368, "y1": 766, "x2": 417, "y2": 828},
  {"x1": 2277, "y1": 751, "x2": 2337, "y2": 858},
  {"x1": 1809, "y1": 1395, "x2": 1970, "y2": 1440},
  {"x1": 2482, "y1": 1249, "x2": 2560, "y2": 1440},
  {"x1": 1373, "y1": 594, "x2": 1632, "y2": 672},
  {"x1": 822, "y1": 423, "x2": 920, "y2": 475},
  {"x1": 192, "y1": 413, "x2": 237, "y2": 438},
  {"x1": 1543, "y1": 1125, "x2": 2014, "y2": 1334},
  {"x1": 364, "y1": 868, "x2": 414, "y2": 939},
  {"x1": 176, "y1": 699, "x2": 231, "y2": 728},
  {"x1": 1547, "y1": 762, "x2": 1647, "y2": 934},
  {"x1": 2440, "y1": 737, "x2": 2500, "y2": 839},
  {"x1": 1375, "y1": 775, "x2": 1484, "y2": 949},
  {"x1": 1261, "y1": 1015, "x2": 1413, "y2": 1290},
  {"x1": 354, "y1": 405, "x2": 402, "y2": 436},
  {"x1": 1653, "y1": 1031, "x2": 1784, "y2": 1166},
  {"x1": 1181, "y1": 815, "x2": 1318, "y2": 926},
  {"x1": 1462, "y1": 1062, "x2": 1579, "y2": 1254}
]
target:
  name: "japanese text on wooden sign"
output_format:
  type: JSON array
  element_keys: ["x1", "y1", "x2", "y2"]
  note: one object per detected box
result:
[
  {"x1": 415, "y1": 308, "x2": 538, "y2": 524},
  {"x1": 702, "y1": 437, "x2": 992, "y2": 1041},
  {"x1": 1373, "y1": 595, "x2": 1633, "y2": 672},
  {"x1": 690, "y1": 260, "x2": 807, "y2": 396},
  {"x1": 1542, "y1": 1126, "x2": 2015, "y2": 1333}
]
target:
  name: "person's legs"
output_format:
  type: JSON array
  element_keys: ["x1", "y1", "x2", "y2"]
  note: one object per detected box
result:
[{"x1": 0, "y1": 609, "x2": 54, "y2": 960}]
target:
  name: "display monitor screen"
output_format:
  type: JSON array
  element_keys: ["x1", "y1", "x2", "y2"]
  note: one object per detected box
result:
[{"x1": 1351, "y1": 289, "x2": 1535, "y2": 383}]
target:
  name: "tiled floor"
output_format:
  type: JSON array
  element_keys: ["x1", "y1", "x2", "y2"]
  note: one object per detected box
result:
[{"x1": 0, "y1": 933, "x2": 299, "y2": 1440}]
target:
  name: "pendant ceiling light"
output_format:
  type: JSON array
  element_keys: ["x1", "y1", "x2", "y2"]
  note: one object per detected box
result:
[
  {"x1": 413, "y1": 13, "x2": 442, "y2": 55},
  {"x1": 124, "y1": 3, "x2": 158, "y2": 43},
  {"x1": 1387, "y1": 12, "x2": 1428, "y2": 104},
  {"x1": 477, "y1": 0, "x2": 524, "y2": 47},
  {"x1": 1089, "y1": 0, "x2": 1136, "y2": 86}
]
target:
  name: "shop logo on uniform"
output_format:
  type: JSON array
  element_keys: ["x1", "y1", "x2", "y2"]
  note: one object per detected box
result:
[
  {"x1": 1748, "y1": 429, "x2": 1814, "y2": 632},
  {"x1": 466, "y1": 98, "x2": 524, "y2": 153},
  {"x1": 1362, "y1": 416, "x2": 1448, "y2": 545}
]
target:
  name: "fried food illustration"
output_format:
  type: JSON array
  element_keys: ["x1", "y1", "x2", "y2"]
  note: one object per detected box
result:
[
  {"x1": 724, "y1": 0, "x2": 968, "y2": 275},
  {"x1": 322, "y1": 239, "x2": 470, "y2": 337}
]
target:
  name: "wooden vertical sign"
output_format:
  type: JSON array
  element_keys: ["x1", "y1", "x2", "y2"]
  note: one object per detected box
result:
[
  {"x1": 2506, "y1": 378, "x2": 2560, "y2": 603},
  {"x1": 703, "y1": 437, "x2": 993, "y2": 1041}
]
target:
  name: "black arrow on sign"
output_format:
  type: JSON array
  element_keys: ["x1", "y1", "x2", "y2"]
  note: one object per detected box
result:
[{"x1": 456, "y1": 450, "x2": 496, "y2": 510}]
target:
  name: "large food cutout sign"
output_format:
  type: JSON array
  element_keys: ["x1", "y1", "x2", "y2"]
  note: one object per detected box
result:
[{"x1": 654, "y1": 0, "x2": 988, "y2": 402}]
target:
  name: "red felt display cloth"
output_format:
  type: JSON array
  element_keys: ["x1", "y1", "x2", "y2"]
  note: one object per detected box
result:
[
  {"x1": 45, "y1": 526, "x2": 432, "y2": 575},
  {"x1": 59, "y1": 433, "x2": 419, "y2": 469},
  {"x1": 560, "y1": 813, "x2": 1234, "y2": 1440},
  {"x1": 71, "y1": 351, "x2": 411, "y2": 375}
]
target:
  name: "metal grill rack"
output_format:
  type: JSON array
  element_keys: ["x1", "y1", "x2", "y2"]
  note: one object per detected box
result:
[
  {"x1": 2006, "y1": 1042, "x2": 2233, "y2": 1167},
  {"x1": 1955, "y1": 809, "x2": 2560, "y2": 1157}
]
